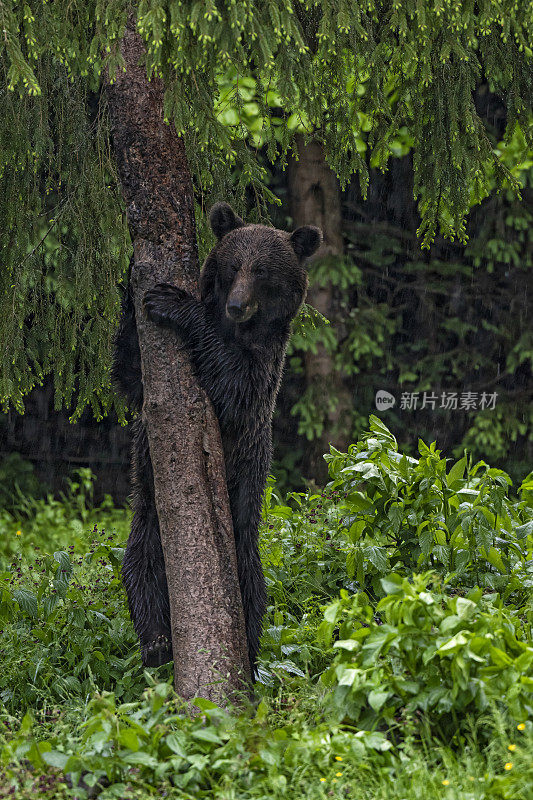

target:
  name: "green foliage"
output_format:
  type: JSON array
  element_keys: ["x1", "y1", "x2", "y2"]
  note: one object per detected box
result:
[
  {"x1": 2, "y1": 712, "x2": 533, "y2": 800},
  {"x1": 0, "y1": 49, "x2": 129, "y2": 417},
  {"x1": 1, "y1": 683, "x2": 396, "y2": 799},
  {"x1": 320, "y1": 574, "x2": 533, "y2": 735},
  {"x1": 1, "y1": 2, "x2": 532, "y2": 414},
  {"x1": 0, "y1": 528, "x2": 147, "y2": 711},
  {"x1": 0, "y1": 469, "x2": 138, "y2": 711},
  {"x1": 262, "y1": 417, "x2": 533, "y2": 618},
  {"x1": 324, "y1": 417, "x2": 533, "y2": 595},
  {"x1": 0, "y1": 420, "x2": 532, "y2": 796},
  {"x1": 0, "y1": 468, "x2": 130, "y2": 564}
]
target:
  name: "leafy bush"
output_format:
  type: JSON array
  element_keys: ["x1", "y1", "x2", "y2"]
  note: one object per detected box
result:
[
  {"x1": 0, "y1": 532, "x2": 146, "y2": 710},
  {"x1": 323, "y1": 416, "x2": 533, "y2": 595},
  {"x1": 259, "y1": 417, "x2": 532, "y2": 684},
  {"x1": 319, "y1": 573, "x2": 533, "y2": 737},
  {"x1": 2, "y1": 683, "x2": 394, "y2": 800}
]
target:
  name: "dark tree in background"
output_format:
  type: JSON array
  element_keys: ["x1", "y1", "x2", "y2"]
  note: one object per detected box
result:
[{"x1": 288, "y1": 136, "x2": 353, "y2": 485}]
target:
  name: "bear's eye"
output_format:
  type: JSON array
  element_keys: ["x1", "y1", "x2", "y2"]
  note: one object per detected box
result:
[{"x1": 253, "y1": 266, "x2": 268, "y2": 280}]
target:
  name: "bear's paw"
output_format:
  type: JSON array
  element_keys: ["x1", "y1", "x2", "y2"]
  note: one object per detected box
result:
[
  {"x1": 141, "y1": 634, "x2": 173, "y2": 667},
  {"x1": 143, "y1": 283, "x2": 191, "y2": 324}
]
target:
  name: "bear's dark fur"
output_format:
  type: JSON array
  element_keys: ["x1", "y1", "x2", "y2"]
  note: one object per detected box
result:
[{"x1": 112, "y1": 203, "x2": 321, "y2": 676}]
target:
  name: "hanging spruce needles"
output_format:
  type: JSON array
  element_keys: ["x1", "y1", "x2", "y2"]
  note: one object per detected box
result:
[{"x1": 1, "y1": 1, "x2": 532, "y2": 416}]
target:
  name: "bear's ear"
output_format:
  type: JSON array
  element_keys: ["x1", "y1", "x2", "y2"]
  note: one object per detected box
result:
[
  {"x1": 209, "y1": 202, "x2": 245, "y2": 240},
  {"x1": 289, "y1": 225, "x2": 322, "y2": 260}
]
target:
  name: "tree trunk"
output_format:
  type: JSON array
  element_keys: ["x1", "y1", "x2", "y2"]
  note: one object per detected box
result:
[
  {"x1": 288, "y1": 136, "x2": 352, "y2": 485},
  {"x1": 105, "y1": 19, "x2": 251, "y2": 704}
]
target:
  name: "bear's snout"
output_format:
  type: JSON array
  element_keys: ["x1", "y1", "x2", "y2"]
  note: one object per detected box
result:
[{"x1": 226, "y1": 298, "x2": 258, "y2": 323}]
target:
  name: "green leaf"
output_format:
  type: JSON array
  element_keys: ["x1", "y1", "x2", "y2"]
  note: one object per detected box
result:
[
  {"x1": 118, "y1": 728, "x2": 139, "y2": 751},
  {"x1": 516, "y1": 521, "x2": 533, "y2": 540},
  {"x1": 19, "y1": 711, "x2": 33, "y2": 735},
  {"x1": 455, "y1": 598, "x2": 476, "y2": 618},
  {"x1": 190, "y1": 727, "x2": 223, "y2": 744},
  {"x1": 368, "y1": 689, "x2": 390, "y2": 710},
  {"x1": 53, "y1": 550, "x2": 72, "y2": 576},
  {"x1": 42, "y1": 750, "x2": 70, "y2": 769},
  {"x1": 454, "y1": 549, "x2": 470, "y2": 573},
  {"x1": 418, "y1": 525, "x2": 434, "y2": 556},
  {"x1": 268, "y1": 505, "x2": 294, "y2": 520},
  {"x1": 356, "y1": 548, "x2": 365, "y2": 587},
  {"x1": 489, "y1": 646, "x2": 513, "y2": 667},
  {"x1": 365, "y1": 546, "x2": 388, "y2": 573},
  {"x1": 42, "y1": 594, "x2": 60, "y2": 619},
  {"x1": 457, "y1": 488, "x2": 479, "y2": 501},
  {"x1": 380, "y1": 574, "x2": 403, "y2": 594},
  {"x1": 13, "y1": 589, "x2": 38, "y2": 618},
  {"x1": 192, "y1": 697, "x2": 220, "y2": 711},
  {"x1": 362, "y1": 629, "x2": 396, "y2": 660},
  {"x1": 333, "y1": 639, "x2": 358, "y2": 651},
  {"x1": 254, "y1": 699, "x2": 270, "y2": 723},
  {"x1": 346, "y1": 550, "x2": 355, "y2": 579},
  {"x1": 122, "y1": 752, "x2": 159, "y2": 767},
  {"x1": 346, "y1": 492, "x2": 373, "y2": 511},
  {"x1": 447, "y1": 456, "x2": 467, "y2": 486},
  {"x1": 166, "y1": 733, "x2": 186, "y2": 757},
  {"x1": 438, "y1": 633, "x2": 468, "y2": 653},
  {"x1": 348, "y1": 519, "x2": 366, "y2": 542},
  {"x1": 338, "y1": 668, "x2": 358, "y2": 686},
  {"x1": 353, "y1": 730, "x2": 393, "y2": 751},
  {"x1": 486, "y1": 547, "x2": 506, "y2": 573},
  {"x1": 324, "y1": 601, "x2": 340, "y2": 624}
]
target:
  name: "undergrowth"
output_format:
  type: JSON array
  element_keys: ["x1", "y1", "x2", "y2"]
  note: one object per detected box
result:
[{"x1": 0, "y1": 417, "x2": 531, "y2": 798}]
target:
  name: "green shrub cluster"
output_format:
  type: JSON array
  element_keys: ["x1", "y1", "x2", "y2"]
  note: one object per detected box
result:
[{"x1": 320, "y1": 575, "x2": 533, "y2": 735}]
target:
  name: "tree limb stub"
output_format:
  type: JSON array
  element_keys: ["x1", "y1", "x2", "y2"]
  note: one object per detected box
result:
[{"x1": 106, "y1": 18, "x2": 251, "y2": 704}]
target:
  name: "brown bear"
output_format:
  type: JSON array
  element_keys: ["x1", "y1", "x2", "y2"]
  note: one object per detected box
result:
[{"x1": 112, "y1": 203, "x2": 321, "y2": 676}]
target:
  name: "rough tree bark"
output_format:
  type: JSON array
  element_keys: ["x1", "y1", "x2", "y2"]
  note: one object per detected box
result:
[
  {"x1": 288, "y1": 136, "x2": 352, "y2": 484},
  {"x1": 105, "y1": 19, "x2": 251, "y2": 703}
]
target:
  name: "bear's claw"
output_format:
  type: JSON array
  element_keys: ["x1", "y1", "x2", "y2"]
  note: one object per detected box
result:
[{"x1": 141, "y1": 634, "x2": 173, "y2": 667}]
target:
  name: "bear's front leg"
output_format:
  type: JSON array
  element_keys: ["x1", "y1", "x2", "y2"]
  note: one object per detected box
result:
[{"x1": 143, "y1": 283, "x2": 203, "y2": 333}]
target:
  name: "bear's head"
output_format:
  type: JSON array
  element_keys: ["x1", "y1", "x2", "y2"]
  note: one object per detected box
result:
[{"x1": 200, "y1": 202, "x2": 322, "y2": 332}]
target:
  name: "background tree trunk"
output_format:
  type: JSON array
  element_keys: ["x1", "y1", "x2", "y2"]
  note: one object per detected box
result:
[
  {"x1": 105, "y1": 19, "x2": 251, "y2": 703},
  {"x1": 288, "y1": 136, "x2": 352, "y2": 484}
]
